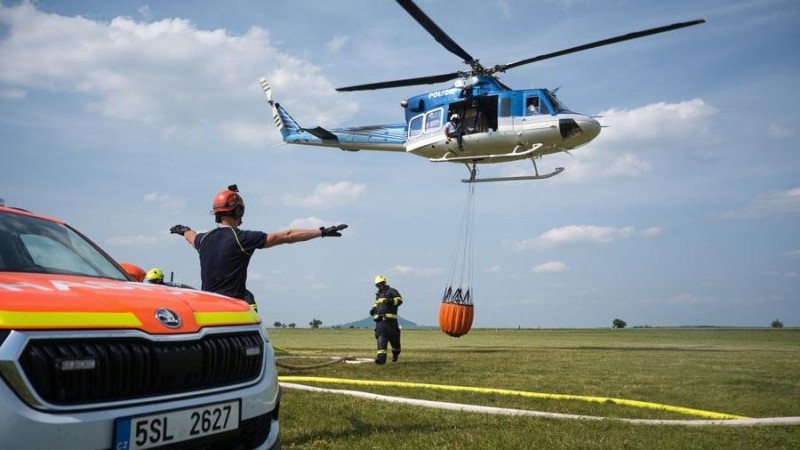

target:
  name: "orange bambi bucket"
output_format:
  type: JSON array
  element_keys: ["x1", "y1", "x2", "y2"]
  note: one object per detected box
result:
[{"x1": 438, "y1": 301, "x2": 474, "y2": 338}]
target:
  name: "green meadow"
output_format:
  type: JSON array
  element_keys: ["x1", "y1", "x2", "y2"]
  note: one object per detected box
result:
[{"x1": 269, "y1": 327, "x2": 800, "y2": 449}]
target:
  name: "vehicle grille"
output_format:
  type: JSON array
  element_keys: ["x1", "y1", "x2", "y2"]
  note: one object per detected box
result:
[{"x1": 19, "y1": 331, "x2": 264, "y2": 405}]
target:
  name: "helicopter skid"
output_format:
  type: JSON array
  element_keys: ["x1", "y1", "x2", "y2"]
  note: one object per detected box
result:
[
  {"x1": 461, "y1": 149, "x2": 563, "y2": 183},
  {"x1": 429, "y1": 143, "x2": 543, "y2": 163},
  {"x1": 462, "y1": 167, "x2": 564, "y2": 183}
]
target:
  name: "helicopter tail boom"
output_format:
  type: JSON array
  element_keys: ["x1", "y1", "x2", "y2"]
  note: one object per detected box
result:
[{"x1": 259, "y1": 76, "x2": 407, "y2": 152}]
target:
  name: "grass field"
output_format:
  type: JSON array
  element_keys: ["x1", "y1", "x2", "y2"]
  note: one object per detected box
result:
[{"x1": 269, "y1": 327, "x2": 800, "y2": 449}]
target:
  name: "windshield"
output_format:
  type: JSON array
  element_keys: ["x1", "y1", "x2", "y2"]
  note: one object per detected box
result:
[
  {"x1": 544, "y1": 90, "x2": 570, "y2": 114},
  {"x1": 0, "y1": 210, "x2": 128, "y2": 280}
]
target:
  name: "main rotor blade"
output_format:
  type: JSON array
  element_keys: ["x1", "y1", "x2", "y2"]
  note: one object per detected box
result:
[
  {"x1": 336, "y1": 72, "x2": 461, "y2": 92},
  {"x1": 500, "y1": 19, "x2": 705, "y2": 72},
  {"x1": 396, "y1": 0, "x2": 476, "y2": 66}
]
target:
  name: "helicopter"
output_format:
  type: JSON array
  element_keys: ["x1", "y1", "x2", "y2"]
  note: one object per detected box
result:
[{"x1": 260, "y1": 0, "x2": 704, "y2": 183}]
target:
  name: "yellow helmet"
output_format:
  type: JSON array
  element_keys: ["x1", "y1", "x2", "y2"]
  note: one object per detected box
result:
[
  {"x1": 374, "y1": 275, "x2": 387, "y2": 285},
  {"x1": 145, "y1": 267, "x2": 165, "y2": 283}
]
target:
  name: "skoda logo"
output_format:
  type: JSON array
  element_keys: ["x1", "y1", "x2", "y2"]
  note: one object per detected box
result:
[{"x1": 155, "y1": 308, "x2": 182, "y2": 329}]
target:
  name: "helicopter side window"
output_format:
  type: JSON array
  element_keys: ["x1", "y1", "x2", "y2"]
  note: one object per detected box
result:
[
  {"x1": 424, "y1": 109, "x2": 443, "y2": 133},
  {"x1": 409, "y1": 115, "x2": 424, "y2": 138},
  {"x1": 526, "y1": 96, "x2": 540, "y2": 115},
  {"x1": 499, "y1": 97, "x2": 511, "y2": 117}
]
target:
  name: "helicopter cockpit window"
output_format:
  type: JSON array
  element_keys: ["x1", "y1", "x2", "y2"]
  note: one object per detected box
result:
[
  {"x1": 544, "y1": 90, "x2": 567, "y2": 114},
  {"x1": 424, "y1": 109, "x2": 443, "y2": 133},
  {"x1": 409, "y1": 115, "x2": 424, "y2": 138}
]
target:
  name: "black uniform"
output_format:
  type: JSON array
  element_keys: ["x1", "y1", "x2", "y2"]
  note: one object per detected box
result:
[
  {"x1": 194, "y1": 226, "x2": 265, "y2": 309},
  {"x1": 370, "y1": 284, "x2": 403, "y2": 364}
]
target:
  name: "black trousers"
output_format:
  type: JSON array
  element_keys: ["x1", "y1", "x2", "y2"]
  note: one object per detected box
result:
[{"x1": 375, "y1": 320, "x2": 401, "y2": 363}]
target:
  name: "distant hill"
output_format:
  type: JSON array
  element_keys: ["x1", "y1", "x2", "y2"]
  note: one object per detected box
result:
[{"x1": 335, "y1": 316, "x2": 426, "y2": 329}]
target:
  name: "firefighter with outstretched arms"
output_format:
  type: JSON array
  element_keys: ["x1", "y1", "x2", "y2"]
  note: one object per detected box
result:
[{"x1": 171, "y1": 184, "x2": 347, "y2": 311}]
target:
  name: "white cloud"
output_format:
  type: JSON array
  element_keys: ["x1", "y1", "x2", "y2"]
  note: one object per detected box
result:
[
  {"x1": 768, "y1": 124, "x2": 794, "y2": 139},
  {"x1": 562, "y1": 99, "x2": 718, "y2": 183},
  {"x1": 640, "y1": 226, "x2": 662, "y2": 238},
  {"x1": 219, "y1": 121, "x2": 273, "y2": 147},
  {"x1": 786, "y1": 249, "x2": 800, "y2": 257},
  {"x1": 533, "y1": 261, "x2": 569, "y2": 274},
  {"x1": 601, "y1": 153, "x2": 652, "y2": 178},
  {"x1": 326, "y1": 34, "x2": 348, "y2": 53},
  {"x1": 717, "y1": 187, "x2": 800, "y2": 219},
  {"x1": 137, "y1": 5, "x2": 153, "y2": 21},
  {"x1": 142, "y1": 191, "x2": 185, "y2": 210},
  {"x1": 392, "y1": 265, "x2": 443, "y2": 276},
  {"x1": 285, "y1": 216, "x2": 327, "y2": 229},
  {"x1": 284, "y1": 181, "x2": 366, "y2": 209},
  {"x1": 0, "y1": 2, "x2": 356, "y2": 141},
  {"x1": 598, "y1": 99, "x2": 717, "y2": 144},
  {"x1": 511, "y1": 225, "x2": 635, "y2": 250},
  {"x1": 484, "y1": 264, "x2": 501, "y2": 273}
]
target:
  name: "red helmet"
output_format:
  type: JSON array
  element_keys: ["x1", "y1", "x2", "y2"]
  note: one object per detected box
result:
[{"x1": 212, "y1": 184, "x2": 245, "y2": 222}]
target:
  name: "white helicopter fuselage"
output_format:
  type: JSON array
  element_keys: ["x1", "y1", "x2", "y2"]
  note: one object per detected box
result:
[{"x1": 406, "y1": 112, "x2": 600, "y2": 164}]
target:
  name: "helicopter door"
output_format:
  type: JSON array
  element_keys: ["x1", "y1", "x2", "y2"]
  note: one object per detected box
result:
[
  {"x1": 449, "y1": 96, "x2": 498, "y2": 134},
  {"x1": 406, "y1": 107, "x2": 445, "y2": 153}
]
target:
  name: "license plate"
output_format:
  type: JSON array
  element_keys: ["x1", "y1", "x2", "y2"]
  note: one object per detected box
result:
[{"x1": 113, "y1": 400, "x2": 240, "y2": 450}]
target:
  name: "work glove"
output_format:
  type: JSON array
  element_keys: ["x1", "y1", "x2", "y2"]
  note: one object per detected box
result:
[
  {"x1": 320, "y1": 224, "x2": 348, "y2": 237},
  {"x1": 170, "y1": 224, "x2": 191, "y2": 236}
]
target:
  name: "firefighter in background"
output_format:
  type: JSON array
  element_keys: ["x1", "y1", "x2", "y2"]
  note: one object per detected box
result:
[
  {"x1": 144, "y1": 267, "x2": 166, "y2": 284},
  {"x1": 370, "y1": 275, "x2": 403, "y2": 364},
  {"x1": 143, "y1": 267, "x2": 196, "y2": 289}
]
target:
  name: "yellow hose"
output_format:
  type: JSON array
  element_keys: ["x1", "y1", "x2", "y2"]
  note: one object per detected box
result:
[{"x1": 279, "y1": 376, "x2": 747, "y2": 420}]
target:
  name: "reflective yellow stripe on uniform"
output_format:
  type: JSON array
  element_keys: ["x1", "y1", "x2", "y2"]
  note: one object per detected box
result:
[
  {"x1": 194, "y1": 310, "x2": 261, "y2": 326},
  {"x1": 384, "y1": 313, "x2": 398, "y2": 319},
  {"x1": 0, "y1": 311, "x2": 141, "y2": 327}
]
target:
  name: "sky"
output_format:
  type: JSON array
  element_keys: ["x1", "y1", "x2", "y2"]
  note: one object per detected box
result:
[{"x1": 1, "y1": 0, "x2": 798, "y2": 328}]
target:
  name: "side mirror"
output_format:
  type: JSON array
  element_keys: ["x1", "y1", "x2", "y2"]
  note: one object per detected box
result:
[{"x1": 119, "y1": 262, "x2": 146, "y2": 282}]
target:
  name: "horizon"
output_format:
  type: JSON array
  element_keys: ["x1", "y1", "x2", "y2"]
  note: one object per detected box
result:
[{"x1": 1, "y1": 0, "x2": 798, "y2": 328}]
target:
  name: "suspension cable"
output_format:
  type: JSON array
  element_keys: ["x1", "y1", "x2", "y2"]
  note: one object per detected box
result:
[{"x1": 444, "y1": 183, "x2": 476, "y2": 305}]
